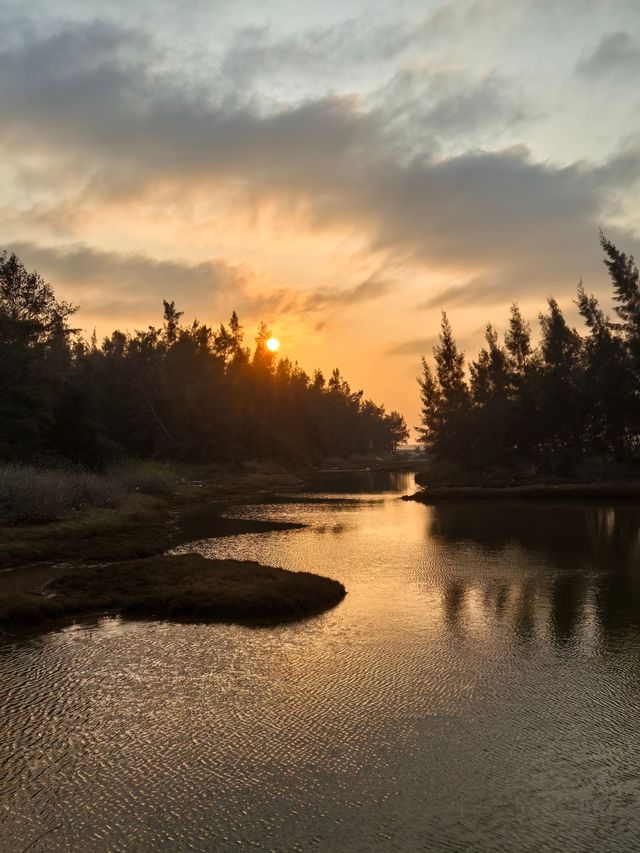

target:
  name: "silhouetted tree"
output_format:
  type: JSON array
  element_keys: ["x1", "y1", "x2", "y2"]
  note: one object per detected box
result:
[
  {"x1": 0, "y1": 252, "x2": 78, "y2": 457},
  {"x1": 417, "y1": 313, "x2": 471, "y2": 460},
  {"x1": 504, "y1": 303, "x2": 531, "y2": 379},
  {"x1": 417, "y1": 234, "x2": 640, "y2": 477},
  {"x1": 0, "y1": 252, "x2": 410, "y2": 466}
]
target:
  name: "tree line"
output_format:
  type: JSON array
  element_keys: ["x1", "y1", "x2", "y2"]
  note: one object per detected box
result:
[
  {"x1": 0, "y1": 252, "x2": 408, "y2": 466},
  {"x1": 418, "y1": 234, "x2": 640, "y2": 475}
]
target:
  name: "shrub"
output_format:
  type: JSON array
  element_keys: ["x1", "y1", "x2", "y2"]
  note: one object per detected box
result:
[{"x1": 0, "y1": 464, "x2": 123, "y2": 524}]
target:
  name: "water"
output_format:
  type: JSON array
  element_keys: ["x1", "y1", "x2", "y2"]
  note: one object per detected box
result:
[{"x1": 3, "y1": 472, "x2": 640, "y2": 852}]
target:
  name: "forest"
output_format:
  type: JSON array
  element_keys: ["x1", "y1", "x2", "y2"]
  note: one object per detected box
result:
[
  {"x1": 0, "y1": 253, "x2": 408, "y2": 467},
  {"x1": 418, "y1": 234, "x2": 640, "y2": 476}
]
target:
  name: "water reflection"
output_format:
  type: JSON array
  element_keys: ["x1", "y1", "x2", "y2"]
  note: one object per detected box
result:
[
  {"x1": 307, "y1": 469, "x2": 414, "y2": 494},
  {"x1": 428, "y1": 502, "x2": 640, "y2": 568},
  {"x1": 4, "y1": 474, "x2": 640, "y2": 851},
  {"x1": 428, "y1": 502, "x2": 640, "y2": 647}
]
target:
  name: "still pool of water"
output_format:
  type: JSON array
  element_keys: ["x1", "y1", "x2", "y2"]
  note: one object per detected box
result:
[{"x1": 3, "y1": 472, "x2": 640, "y2": 851}]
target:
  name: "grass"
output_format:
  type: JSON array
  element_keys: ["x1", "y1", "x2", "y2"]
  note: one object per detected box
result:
[
  {"x1": 0, "y1": 492, "x2": 172, "y2": 569},
  {"x1": 0, "y1": 459, "x2": 189, "y2": 525},
  {"x1": 0, "y1": 554, "x2": 346, "y2": 627},
  {"x1": 0, "y1": 463, "x2": 124, "y2": 524},
  {"x1": 0, "y1": 461, "x2": 303, "y2": 570},
  {"x1": 0, "y1": 461, "x2": 347, "y2": 631}
]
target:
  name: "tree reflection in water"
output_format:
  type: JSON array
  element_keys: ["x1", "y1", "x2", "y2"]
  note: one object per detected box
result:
[{"x1": 428, "y1": 502, "x2": 640, "y2": 647}]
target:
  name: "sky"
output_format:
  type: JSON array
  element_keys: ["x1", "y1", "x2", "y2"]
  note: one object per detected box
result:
[{"x1": 2, "y1": 0, "x2": 640, "y2": 433}]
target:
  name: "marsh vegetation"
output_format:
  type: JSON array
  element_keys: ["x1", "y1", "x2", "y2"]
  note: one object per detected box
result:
[{"x1": 0, "y1": 554, "x2": 346, "y2": 628}]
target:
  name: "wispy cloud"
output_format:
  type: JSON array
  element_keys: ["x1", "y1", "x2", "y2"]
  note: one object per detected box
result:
[
  {"x1": 386, "y1": 336, "x2": 440, "y2": 356},
  {"x1": 7, "y1": 240, "x2": 246, "y2": 323}
]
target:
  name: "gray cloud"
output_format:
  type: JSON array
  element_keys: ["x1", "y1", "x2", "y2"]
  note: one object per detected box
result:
[
  {"x1": 375, "y1": 67, "x2": 532, "y2": 152},
  {"x1": 576, "y1": 31, "x2": 640, "y2": 78},
  {"x1": 7, "y1": 240, "x2": 393, "y2": 330},
  {"x1": 236, "y1": 274, "x2": 394, "y2": 323},
  {"x1": 301, "y1": 274, "x2": 394, "y2": 311},
  {"x1": 8, "y1": 241, "x2": 245, "y2": 322},
  {"x1": 3, "y1": 20, "x2": 640, "y2": 314}
]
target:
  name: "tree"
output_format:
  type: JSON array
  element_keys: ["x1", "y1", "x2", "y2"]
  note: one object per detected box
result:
[
  {"x1": 415, "y1": 236, "x2": 640, "y2": 475},
  {"x1": 470, "y1": 324, "x2": 508, "y2": 404},
  {"x1": 539, "y1": 298, "x2": 581, "y2": 369},
  {"x1": 504, "y1": 303, "x2": 531, "y2": 377},
  {"x1": 417, "y1": 314, "x2": 471, "y2": 460},
  {"x1": 600, "y1": 231, "x2": 640, "y2": 339},
  {"x1": 162, "y1": 300, "x2": 183, "y2": 345},
  {"x1": 0, "y1": 252, "x2": 78, "y2": 457},
  {"x1": 577, "y1": 281, "x2": 637, "y2": 460},
  {"x1": 383, "y1": 410, "x2": 410, "y2": 451},
  {"x1": 417, "y1": 358, "x2": 441, "y2": 452}
]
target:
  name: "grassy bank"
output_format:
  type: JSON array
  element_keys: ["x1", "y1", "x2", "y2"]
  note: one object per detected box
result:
[
  {"x1": 0, "y1": 460, "x2": 302, "y2": 570},
  {"x1": 0, "y1": 554, "x2": 346, "y2": 628},
  {"x1": 0, "y1": 462, "x2": 349, "y2": 631},
  {"x1": 404, "y1": 481, "x2": 640, "y2": 502}
]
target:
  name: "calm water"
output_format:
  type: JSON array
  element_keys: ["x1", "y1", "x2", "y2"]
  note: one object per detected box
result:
[{"x1": 3, "y1": 473, "x2": 640, "y2": 852}]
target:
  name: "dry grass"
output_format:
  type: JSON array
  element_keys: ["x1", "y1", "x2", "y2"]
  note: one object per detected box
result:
[
  {"x1": 0, "y1": 460, "x2": 189, "y2": 527},
  {"x1": 0, "y1": 554, "x2": 346, "y2": 627},
  {"x1": 106, "y1": 460, "x2": 182, "y2": 497},
  {"x1": 0, "y1": 491, "x2": 172, "y2": 569},
  {"x1": 0, "y1": 464, "x2": 124, "y2": 524},
  {"x1": 0, "y1": 461, "x2": 304, "y2": 570}
]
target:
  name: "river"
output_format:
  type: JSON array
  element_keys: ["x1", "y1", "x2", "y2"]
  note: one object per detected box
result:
[{"x1": 2, "y1": 472, "x2": 640, "y2": 851}]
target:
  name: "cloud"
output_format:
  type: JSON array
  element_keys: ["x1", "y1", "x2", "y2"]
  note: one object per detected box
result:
[
  {"x1": 7, "y1": 240, "x2": 393, "y2": 331},
  {"x1": 2, "y1": 19, "x2": 640, "y2": 316},
  {"x1": 386, "y1": 325, "x2": 485, "y2": 358},
  {"x1": 417, "y1": 276, "x2": 511, "y2": 310},
  {"x1": 374, "y1": 67, "x2": 532, "y2": 153},
  {"x1": 386, "y1": 336, "x2": 440, "y2": 356},
  {"x1": 219, "y1": 18, "x2": 417, "y2": 90},
  {"x1": 235, "y1": 273, "x2": 395, "y2": 324},
  {"x1": 7, "y1": 240, "x2": 245, "y2": 321},
  {"x1": 576, "y1": 31, "x2": 640, "y2": 78},
  {"x1": 300, "y1": 274, "x2": 394, "y2": 311}
]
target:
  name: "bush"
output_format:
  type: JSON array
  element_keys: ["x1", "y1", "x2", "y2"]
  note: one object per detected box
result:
[{"x1": 0, "y1": 464, "x2": 124, "y2": 524}]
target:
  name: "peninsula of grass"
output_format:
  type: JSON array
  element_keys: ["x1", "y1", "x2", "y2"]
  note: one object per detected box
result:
[{"x1": 0, "y1": 553, "x2": 346, "y2": 628}]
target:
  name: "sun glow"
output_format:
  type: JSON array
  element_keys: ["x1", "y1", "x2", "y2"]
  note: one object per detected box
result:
[{"x1": 266, "y1": 336, "x2": 280, "y2": 352}]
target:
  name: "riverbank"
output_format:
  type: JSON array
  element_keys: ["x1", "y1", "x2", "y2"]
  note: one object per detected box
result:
[
  {"x1": 0, "y1": 554, "x2": 346, "y2": 628},
  {"x1": 0, "y1": 462, "x2": 303, "y2": 572},
  {"x1": 0, "y1": 461, "x2": 350, "y2": 630},
  {"x1": 404, "y1": 480, "x2": 640, "y2": 502}
]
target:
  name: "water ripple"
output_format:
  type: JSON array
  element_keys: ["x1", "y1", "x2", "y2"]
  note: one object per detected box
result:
[{"x1": 3, "y1": 480, "x2": 640, "y2": 850}]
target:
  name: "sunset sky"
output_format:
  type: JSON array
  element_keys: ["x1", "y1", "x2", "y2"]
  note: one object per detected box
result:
[{"x1": 3, "y1": 0, "x2": 640, "y2": 431}]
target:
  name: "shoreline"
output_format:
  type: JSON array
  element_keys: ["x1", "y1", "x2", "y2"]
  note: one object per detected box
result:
[
  {"x1": 0, "y1": 466, "x2": 305, "y2": 575},
  {"x1": 403, "y1": 480, "x2": 640, "y2": 502},
  {"x1": 0, "y1": 554, "x2": 346, "y2": 631},
  {"x1": 0, "y1": 465, "x2": 350, "y2": 632}
]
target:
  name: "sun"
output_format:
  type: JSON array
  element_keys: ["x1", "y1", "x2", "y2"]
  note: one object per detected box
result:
[{"x1": 265, "y1": 336, "x2": 280, "y2": 352}]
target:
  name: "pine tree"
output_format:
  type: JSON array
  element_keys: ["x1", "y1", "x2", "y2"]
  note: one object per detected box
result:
[
  {"x1": 504, "y1": 303, "x2": 531, "y2": 380},
  {"x1": 162, "y1": 300, "x2": 183, "y2": 345}
]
